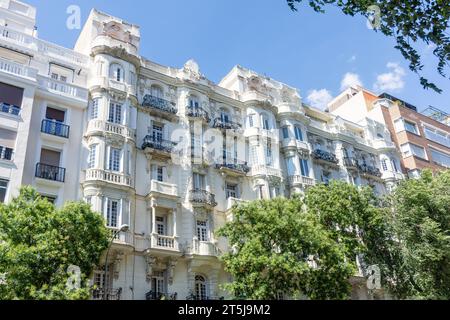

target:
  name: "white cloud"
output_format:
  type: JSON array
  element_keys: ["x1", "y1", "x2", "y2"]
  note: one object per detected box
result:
[
  {"x1": 340, "y1": 72, "x2": 363, "y2": 91},
  {"x1": 373, "y1": 62, "x2": 406, "y2": 92},
  {"x1": 306, "y1": 89, "x2": 333, "y2": 111}
]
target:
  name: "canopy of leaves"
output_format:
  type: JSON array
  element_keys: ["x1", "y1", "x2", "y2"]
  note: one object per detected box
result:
[
  {"x1": 287, "y1": 0, "x2": 450, "y2": 93},
  {"x1": 377, "y1": 169, "x2": 450, "y2": 299},
  {"x1": 218, "y1": 182, "x2": 383, "y2": 299},
  {"x1": 0, "y1": 187, "x2": 109, "y2": 300}
]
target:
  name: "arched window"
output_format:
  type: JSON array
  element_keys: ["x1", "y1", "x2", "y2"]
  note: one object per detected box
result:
[
  {"x1": 195, "y1": 275, "x2": 207, "y2": 300},
  {"x1": 151, "y1": 85, "x2": 163, "y2": 99},
  {"x1": 110, "y1": 63, "x2": 124, "y2": 82}
]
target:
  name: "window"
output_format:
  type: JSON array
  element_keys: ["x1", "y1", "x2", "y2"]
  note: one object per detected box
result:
[
  {"x1": 0, "y1": 179, "x2": 8, "y2": 203},
  {"x1": 157, "y1": 166, "x2": 164, "y2": 182},
  {"x1": 294, "y1": 126, "x2": 303, "y2": 141},
  {"x1": 226, "y1": 183, "x2": 238, "y2": 199},
  {"x1": 108, "y1": 102, "x2": 122, "y2": 124},
  {"x1": 391, "y1": 159, "x2": 398, "y2": 172},
  {"x1": 424, "y1": 126, "x2": 450, "y2": 148},
  {"x1": 430, "y1": 148, "x2": 450, "y2": 168},
  {"x1": 381, "y1": 159, "x2": 388, "y2": 171},
  {"x1": 151, "y1": 85, "x2": 163, "y2": 99},
  {"x1": 300, "y1": 159, "x2": 309, "y2": 177},
  {"x1": 269, "y1": 185, "x2": 280, "y2": 199},
  {"x1": 261, "y1": 114, "x2": 270, "y2": 130},
  {"x1": 286, "y1": 157, "x2": 295, "y2": 176},
  {"x1": 151, "y1": 271, "x2": 165, "y2": 295},
  {"x1": 90, "y1": 98, "x2": 99, "y2": 119},
  {"x1": 195, "y1": 275, "x2": 207, "y2": 300},
  {"x1": 220, "y1": 109, "x2": 230, "y2": 123},
  {"x1": 265, "y1": 139, "x2": 273, "y2": 166},
  {"x1": 257, "y1": 185, "x2": 264, "y2": 199},
  {"x1": 248, "y1": 114, "x2": 255, "y2": 128},
  {"x1": 196, "y1": 220, "x2": 208, "y2": 242},
  {"x1": 404, "y1": 120, "x2": 419, "y2": 135},
  {"x1": 193, "y1": 173, "x2": 205, "y2": 190},
  {"x1": 93, "y1": 270, "x2": 106, "y2": 290},
  {"x1": 108, "y1": 148, "x2": 121, "y2": 172},
  {"x1": 156, "y1": 216, "x2": 166, "y2": 235},
  {"x1": 152, "y1": 124, "x2": 163, "y2": 142},
  {"x1": 393, "y1": 119, "x2": 404, "y2": 133},
  {"x1": 282, "y1": 127, "x2": 289, "y2": 139},
  {"x1": 189, "y1": 96, "x2": 199, "y2": 108},
  {"x1": 322, "y1": 171, "x2": 331, "y2": 185},
  {"x1": 106, "y1": 199, "x2": 119, "y2": 228},
  {"x1": 249, "y1": 145, "x2": 258, "y2": 165},
  {"x1": 110, "y1": 63, "x2": 123, "y2": 82},
  {"x1": 88, "y1": 144, "x2": 97, "y2": 169},
  {"x1": 401, "y1": 143, "x2": 427, "y2": 160}
]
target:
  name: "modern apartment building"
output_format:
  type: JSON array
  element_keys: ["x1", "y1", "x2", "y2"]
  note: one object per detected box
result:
[
  {"x1": 0, "y1": 0, "x2": 403, "y2": 300},
  {"x1": 329, "y1": 86, "x2": 450, "y2": 178}
]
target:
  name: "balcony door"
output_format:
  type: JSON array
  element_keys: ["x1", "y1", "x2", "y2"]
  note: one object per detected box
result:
[
  {"x1": 156, "y1": 216, "x2": 166, "y2": 236},
  {"x1": 152, "y1": 124, "x2": 163, "y2": 142},
  {"x1": 151, "y1": 271, "x2": 165, "y2": 295},
  {"x1": 40, "y1": 148, "x2": 61, "y2": 167},
  {"x1": 193, "y1": 173, "x2": 205, "y2": 191}
]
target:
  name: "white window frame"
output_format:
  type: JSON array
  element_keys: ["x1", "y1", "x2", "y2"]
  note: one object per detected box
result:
[
  {"x1": 108, "y1": 147, "x2": 121, "y2": 172},
  {"x1": 88, "y1": 144, "x2": 97, "y2": 169},
  {"x1": 196, "y1": 220, "x2": 209, "y2": 242}
]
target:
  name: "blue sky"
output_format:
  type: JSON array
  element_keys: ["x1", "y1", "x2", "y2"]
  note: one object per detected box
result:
[{"x1": 26, "y1": 0, "x2": 449, "y2": 113}]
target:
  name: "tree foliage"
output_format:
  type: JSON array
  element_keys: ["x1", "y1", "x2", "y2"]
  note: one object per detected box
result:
[
  {"x1": 218, "y1": 181, "x2": 382, "y2": 299},
  {"x1": 287, "y1": 0, "x2": 450, "y2": 93},
  {"x1": 375, "y1": 169, "x2": 450, "y2": 299},
  {"x1": 0, "y1": 187, "x2": 109, "y2": 300}
]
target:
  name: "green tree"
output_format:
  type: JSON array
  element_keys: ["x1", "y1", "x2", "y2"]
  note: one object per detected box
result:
[
  {"x1": 375, "y1": 169, "x2": 450, "y2": 299},
  {"x1": 218, "y1": 196, "x2": 356, "y2": 299},
  {"x1": 0, "y1": 187, "x2": 109, "y2": 300},
  {"x1": 287, "y1": 0, "x2": 450, "y2": 93}
]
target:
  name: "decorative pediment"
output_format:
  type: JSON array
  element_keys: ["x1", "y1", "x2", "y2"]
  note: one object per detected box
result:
[{"x1": 102, "y1": 21, "x2": 133, "y2": 44}]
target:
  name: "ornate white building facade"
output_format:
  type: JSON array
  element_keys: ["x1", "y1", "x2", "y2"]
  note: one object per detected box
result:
[{"x1": 0, "y1": 0, "x2": 403, "y2": 300}]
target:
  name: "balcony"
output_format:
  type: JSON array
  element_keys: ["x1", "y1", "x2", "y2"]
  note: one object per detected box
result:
[
  {"x1": 109, "y1": 79, "x2": 135, "y2": 96},
  {"x1": 248, "y1": 165, "x2": 283, "y2": 179},
  {"x1": 38, "y1": 76, "x2": 88, "y2": 102},
  {"x1": 212, "y1": 118, "x2": 242, "y2": 131},
  {"x1": 92, "y1": 288, "x2": 122, "y2": 300},
  {"x1": 281, "y1": 138, "x2": 310, "y2": 156},
  {"x1": 142, "y1": 136, "x2": 176, "y2": 159},
  {"x1": 357, "y1": 164, "x2": 382, "y2": 179},
  {"x1": 215, "y1": 160, "x2": 250, "y2": 176},
  {"x1": 186, "y1": 294, "x2": 224, "y2": 300},
  {"x1": 226, "y1": 197, "x2": 247, "y2": 213},
  {"x1": 244, "y1": 127, "x2": 279, "y2": 141},
  {"x1": 0, "y1": 146, "x2": 14, "y2": 162},
  {"x1": 146, "y1": 291, "x2": 177, "y2": 300},
  {"x1": 149, "y1": 180, "x2": 178, "y2": 198},
  {"x1": 141, "y1": 95, "x2": 178, "y2": 120},
  {"x1": 85, "y1": 120, "x2": 135, "y2": 141},
  {"x1": 151, "y1": 234, "x2": 179, "y2": 251},
  {"x1": 343, "y1": 157, "x2": 358, "y2": 170},
  {"x1": 287, "y1": 175, "x2": 316, "y2": 187},
  {"x1": 0, "y1": 26, "x2": 88, "y2": 66},
  {"x1": 85, "y1": 169, "x2": 133, "y2": 188},
  {"x1": 110, "y1": 228, "x2": 134, "y2": 248},
  {"x1": 1, "y1": 102, "x2": 20, "y2": 117},
  {"x1": 191, "y1": 239, "x2": 220, "y2": 256},
  {"x1": 35, "y1": 163, "x2": 65, "y2": 183},
  {"x1": 186, "y1": 106, "x2": 210, "y2": 123},
  {"x1": 382, "y1": 170, "x2": 405, "y2": 181},
  {"x1": 312, "y1": 149, "x2": 339, "y2": 166},
  {"x1": 0, "y1": 56, "x2": 37, "y2": 80},
  {"x1": 189, "y1": 189, "x2": 217, "y2": 207},
  {"x1": 41, "y1": 119, "x2": 70, "y2": 139}
]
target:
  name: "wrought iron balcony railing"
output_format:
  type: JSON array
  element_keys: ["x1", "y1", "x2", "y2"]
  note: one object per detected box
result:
[
  {"x1": 212, "y1": 118, "x2": 241, "y2": 130},
  {"x1": 1, "y1": 102, "x2": 20, "y2": 116},
  {"x1": 343, "y1": 157, "x2": 358, "y2": 167},
  {"x1": 35, "y1": 163, "x2": 66, "y2": 182},
  {"x1": 41, "y1": 119, "x2": 70, "y2": 138},
  {"x1": 142, "y1": 95, "x2": 177, "y2": 114},
  {"x1": 215, "y1": 160, "x2": 250, "y2": 174},
  {"x1": 142, "y1": 135, "x2": 176, "y2": 153},
  {"x1": 189, "y1": 189, "x2": 217, "y2": 207},
  {"x1": 186, "y1": 106, "x2": 210, "y2": 122},
  {"x1": 145, "y1": 291, "x2": 178, "y2": 300},
  {"x1": 312, "y1": 149, "x2": 339, "y2": 164},
  {"x1": 92, "y1": 288, "x2": 122, "y2": 300},
  {"x1": 357, "y1": 164, "x2": 382, "y2": 178},
  {"x1": 0, "y1": 146, "x2": 13, "y2": 161}
]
